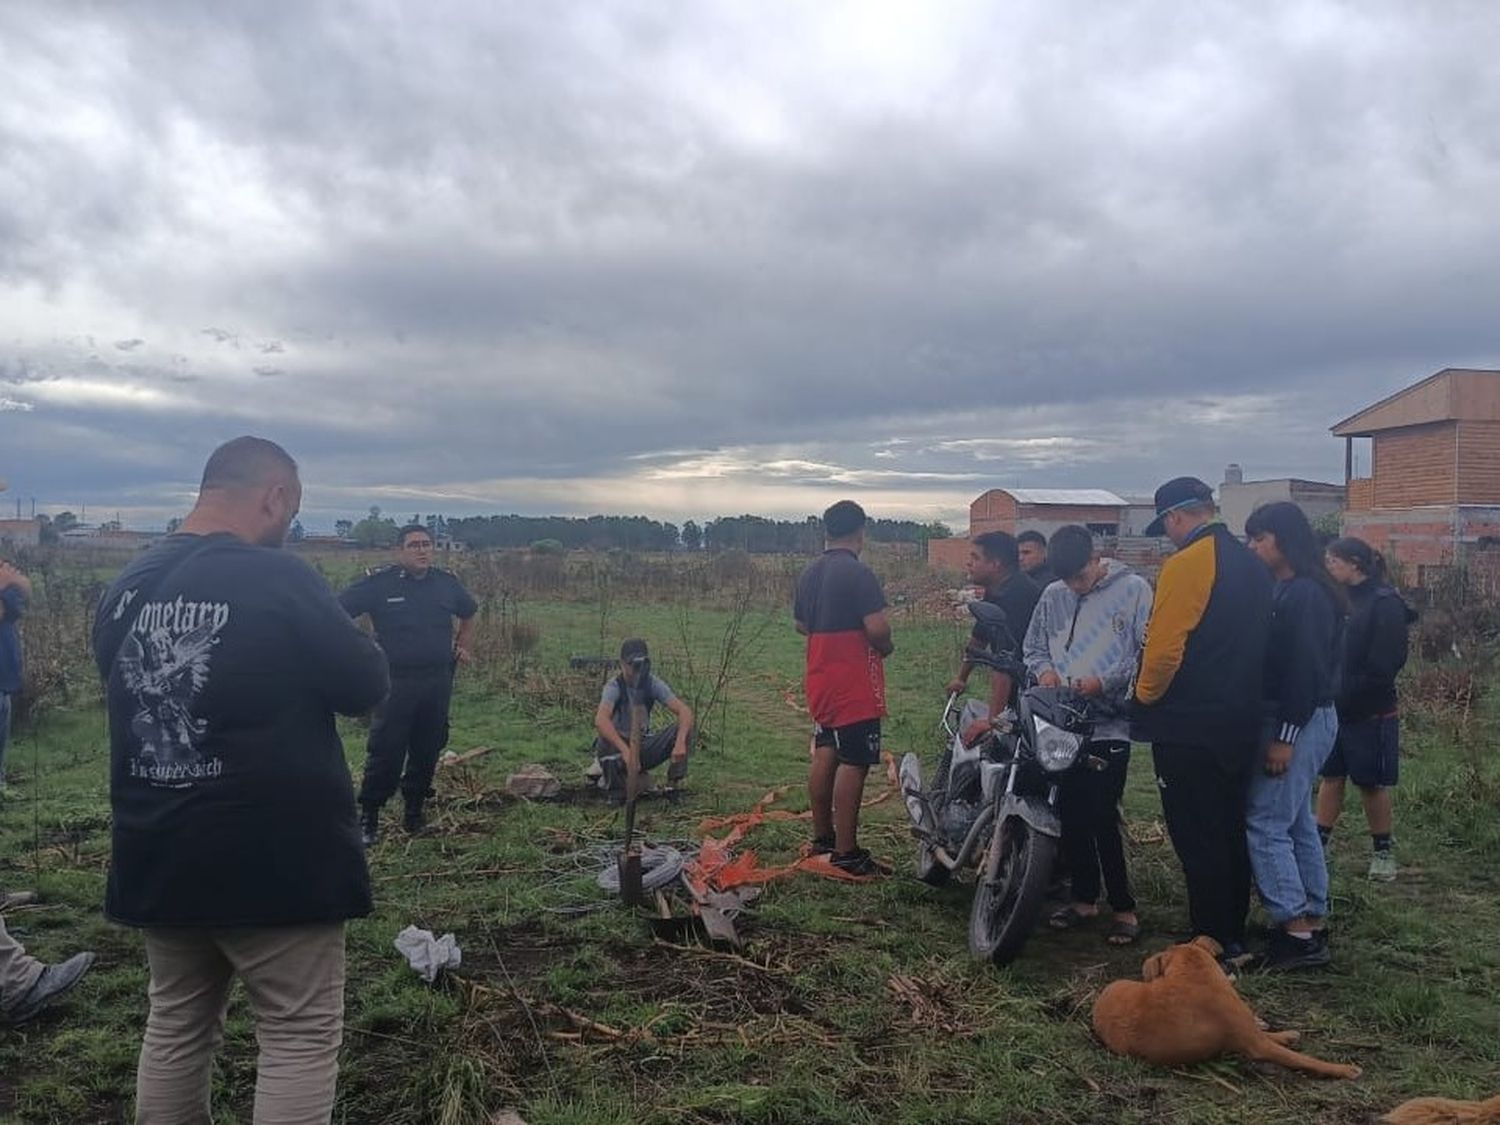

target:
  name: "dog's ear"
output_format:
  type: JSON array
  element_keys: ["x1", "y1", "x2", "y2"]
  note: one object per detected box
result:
[{"x1": 1190, "y1": 936, "x2": 1223, "y2": 957}]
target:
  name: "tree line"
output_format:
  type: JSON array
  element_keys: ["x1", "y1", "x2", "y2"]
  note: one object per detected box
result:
[{"x1": 330, "y1": 508, "x2": 950, "y2": 552}]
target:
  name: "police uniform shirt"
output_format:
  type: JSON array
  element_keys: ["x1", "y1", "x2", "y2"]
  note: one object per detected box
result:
[{"x1": 339, "y1": 566, "x2": 478, "y2": 672}]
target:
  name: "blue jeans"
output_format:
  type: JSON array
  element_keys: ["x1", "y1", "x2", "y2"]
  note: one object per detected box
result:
[{"x1": 1247, "y1": 705, "x2": 1338, "y2": 925}]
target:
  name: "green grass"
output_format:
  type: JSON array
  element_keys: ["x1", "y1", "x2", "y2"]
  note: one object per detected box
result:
[{"x1": 3, "y1": 595, "x2": 1498, "y2": 1124}]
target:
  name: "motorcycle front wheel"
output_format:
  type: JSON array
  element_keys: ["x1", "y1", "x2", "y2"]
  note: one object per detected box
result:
[{"x1": 967, "y1": 815, "x2": 1057, "y2": 966}]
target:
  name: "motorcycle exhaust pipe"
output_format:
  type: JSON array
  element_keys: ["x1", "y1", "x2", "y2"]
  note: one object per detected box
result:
[{"x1": 935, "y1": 803, "x2": 995, "y2": 871}]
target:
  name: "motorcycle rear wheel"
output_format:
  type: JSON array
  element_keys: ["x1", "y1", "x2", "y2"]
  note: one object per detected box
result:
[{"x1": 967, "y1": 816, "x2": 1057, "y2": 966}]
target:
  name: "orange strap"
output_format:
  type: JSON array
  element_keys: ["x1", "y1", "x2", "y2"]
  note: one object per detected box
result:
[{"x1": 682, "y1": 753, "x2": 898, "y2": 892}]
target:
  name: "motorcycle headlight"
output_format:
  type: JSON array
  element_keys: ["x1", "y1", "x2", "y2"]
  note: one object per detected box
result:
[{"x1": 1033, "y1": 716, "x2": 1084, "y2": 773}]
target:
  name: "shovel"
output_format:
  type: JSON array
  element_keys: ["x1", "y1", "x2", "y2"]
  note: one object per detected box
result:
[{"x1": 616, "y1": 659, "x2": 651, "y2": 906}]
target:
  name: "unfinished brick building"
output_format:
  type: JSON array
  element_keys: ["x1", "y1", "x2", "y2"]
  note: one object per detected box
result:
[
  {"x1": 927, "y1": 489, "x2": 1134, "y2": 571},
  {"x1": 1334, "y1": 367, "x2": 1500, "y2": 586}
]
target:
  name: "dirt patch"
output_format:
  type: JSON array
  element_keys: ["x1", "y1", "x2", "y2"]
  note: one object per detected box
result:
[
  {"x1": 609, "y1": 937, "x2": 811, "y2": 1022},
  {"x1": 463, "y1": 919, "x2": 584, "y2": 982}
]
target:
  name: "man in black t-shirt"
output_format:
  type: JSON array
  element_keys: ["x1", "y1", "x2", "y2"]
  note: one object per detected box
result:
[
  {"x1": 93, "y1": 437, "x2": 389, "y2": 1122},
  {"x1": 1018, "y1": 530, "x2": 1058, "y2": 589},
  {"x1": 945, "y1": 531, "x2": 1040, "y2": 746},
  {"x1": 340, "y1": 525, "x2": 478, "y2": 843}
]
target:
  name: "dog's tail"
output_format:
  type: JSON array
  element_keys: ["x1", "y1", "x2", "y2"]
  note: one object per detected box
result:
[{"x1": 1246, "y1": 1036, "x2": 1361, "y2": 1080}]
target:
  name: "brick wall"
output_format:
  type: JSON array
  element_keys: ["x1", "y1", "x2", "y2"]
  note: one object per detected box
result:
[
  {"x1": 927, "y1": 537, "x2": 972, "y2": 572},
  {"x1": 1373, "y1": 422, "x2": 1458, "y2": 507}
]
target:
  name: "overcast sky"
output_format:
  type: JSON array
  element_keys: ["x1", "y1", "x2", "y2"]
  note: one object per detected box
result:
[{"x1": 3, "y1": 1, "x2": 1498, "y2": 530}]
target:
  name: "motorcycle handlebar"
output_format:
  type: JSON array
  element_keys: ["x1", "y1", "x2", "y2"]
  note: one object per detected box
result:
[{"x1": 940, "y1": 691, "x2": 960, "y2": 738}]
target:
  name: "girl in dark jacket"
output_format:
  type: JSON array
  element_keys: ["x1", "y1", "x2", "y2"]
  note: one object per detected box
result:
[
  {"x1": 1244, "y1": 503, "x2": 1347, "y2": 971},
  {"x1": 1317, "y1": 537, "x2": 1415, "y2": 882}
]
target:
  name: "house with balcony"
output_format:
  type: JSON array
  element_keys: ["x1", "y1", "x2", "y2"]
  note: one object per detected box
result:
[{"x1": 1333, "y1": 367, "x2": 1500, "y2": 584}]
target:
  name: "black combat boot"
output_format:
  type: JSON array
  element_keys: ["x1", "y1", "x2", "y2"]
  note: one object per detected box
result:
[
  {"x1": 360, "y1": 804, "x2": 381, "y2": 848},
  {"x1": 403, "y1": 798, "x2": 427, "y2": 835}
]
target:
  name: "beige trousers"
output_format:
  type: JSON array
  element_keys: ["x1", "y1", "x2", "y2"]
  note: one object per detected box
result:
[
  {"x1": 136, "y1": 923, "x2": 346, "y2": 1125},
  {"x1": 0, "y1": 913, "x2": 45, "y2": 1012}
]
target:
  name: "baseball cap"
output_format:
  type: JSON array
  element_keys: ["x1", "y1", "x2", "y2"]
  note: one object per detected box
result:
[
  {"x1": 620, "y1": 638, "x2": 649, "y2": 664},
  {"x1": 1144, "y1": 477, "x2": 1215, "y2": 538}
]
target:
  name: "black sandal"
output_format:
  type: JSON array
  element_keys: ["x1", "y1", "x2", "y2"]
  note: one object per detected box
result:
[
  {"x1": 1106, "y1": 918, "x2": 1142, "y2": 945},
  {"x1": 1048, "y1": 905, "x2": 1098, "y2": 930}
]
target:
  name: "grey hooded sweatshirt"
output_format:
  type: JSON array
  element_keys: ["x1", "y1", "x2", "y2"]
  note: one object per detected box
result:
[{"x1": 1022, "y1": 559, "x2": 1153, "y2": 742}]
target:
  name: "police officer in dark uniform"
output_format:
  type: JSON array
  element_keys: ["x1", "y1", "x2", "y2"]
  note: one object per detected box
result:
[{"x1": 340, "y1": 524, "x2": 478, "y2": 845}]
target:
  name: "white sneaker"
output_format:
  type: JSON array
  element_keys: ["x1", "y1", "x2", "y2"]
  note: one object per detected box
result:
[
  {"x1": 1367, "y1": 851, "x2": 1397, "y2": 881},
  {"x1": 584, "y1": 760, "x2": 603, "y2": 780}
]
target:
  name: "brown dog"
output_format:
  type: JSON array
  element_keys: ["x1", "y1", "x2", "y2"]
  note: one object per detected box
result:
[
  {"x1": 1091, "y1": 936, "x2": 1361, "y2": 1080},
  {"x1": 1381, "y1": 1096, "x2": 1500, "y2": 1124}
]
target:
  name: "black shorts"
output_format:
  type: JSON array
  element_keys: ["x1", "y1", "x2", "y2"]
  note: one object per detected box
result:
[
  {"x1": 813, "y1": 718, "x2": 882, "y2": 767},
  {"x1": 1322, "y1": 714, "x2": 1399, "y2": 788}
]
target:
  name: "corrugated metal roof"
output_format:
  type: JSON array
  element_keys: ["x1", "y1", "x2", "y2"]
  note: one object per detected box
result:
[{"x1": 1004, "y1": 488, "x2": 1127, "y2": 506}]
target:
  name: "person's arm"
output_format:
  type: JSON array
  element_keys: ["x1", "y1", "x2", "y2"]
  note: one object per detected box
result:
[
  {"x1": 1100, "y1": 579, "x2": 1154, "y2": 700},
  {"x1": 863, "y1": 609, "x2": 894, "y2": 657},
  {"x1": 290, "y1": 561, "x2": 390, "y2": 715},
  {"x1": 664, "y1": 695, "x2": 695, "y2": 761},
  {"x1": 453, "y1": 615, "x2": 476, "y2": 665},
  {"x1": 593, "y1": 683, "x2": 632, "y2": 757},
  {"x1": 0, "y1": 562, "x2": 32, "y2": 600},
  {"x1": 1272, "y1": 583, "x2": 1332, "y2": 745},
  {"x1": 1022, "y1": 593, "x2": 1056, "y2": 684},
  {"x1": 452, "y1": 579, "x2": 479, "y2": 664},
  {"x1": 0, "y1": 584, "x2": 24, "y2": 627},
  {"x1": 1359, "y1": 594, "x2": 1411, "y2": 692},
  {"x1": 856, "y1": 567, "x2": 893, "y2": 657},
  {"x1": 1134, "y1": 542, "x2": 1215, "y2": 705},
  {"x1": 337, "y1": 573, "x2": 378, "y2": 620},
  {"x1": 946, "y1": 650, "x2": 975, "y2": 695},
  {"x1": 985, "y1": 670, "x2": 1015, "y2": 724}
]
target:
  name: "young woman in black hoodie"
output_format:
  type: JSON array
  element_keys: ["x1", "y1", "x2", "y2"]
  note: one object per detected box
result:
[
  {"x1": 1244, "y1": 502, "x2": 1348, "y2": 971},
  {"x1": 1317, "y1": 536, "x2": 1415, "y2": 882}
]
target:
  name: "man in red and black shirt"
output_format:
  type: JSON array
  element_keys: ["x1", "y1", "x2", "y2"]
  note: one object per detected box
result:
[{"x1": 794, "y1": 500, "x2": 893, "y2": 876}]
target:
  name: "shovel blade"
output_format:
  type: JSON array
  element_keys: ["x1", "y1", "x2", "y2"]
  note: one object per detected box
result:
[{"x1": 618, "y1": 851, "x2": 644, "y2": 906}]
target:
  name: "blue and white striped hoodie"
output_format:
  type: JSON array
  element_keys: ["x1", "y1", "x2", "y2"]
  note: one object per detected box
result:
[{"x1": 1022, "y1": 559, "x2": 1154, "y2": 742}]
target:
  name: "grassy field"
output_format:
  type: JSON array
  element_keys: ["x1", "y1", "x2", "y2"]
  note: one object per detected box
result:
[{"x1": 3, "y1": 571, "x2": 1499, "y2": 1124}]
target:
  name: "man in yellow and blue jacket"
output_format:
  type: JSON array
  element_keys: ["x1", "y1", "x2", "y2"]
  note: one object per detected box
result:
[{"x1": 1132, "y1": 477, "x2": 1272, "y2": 958}]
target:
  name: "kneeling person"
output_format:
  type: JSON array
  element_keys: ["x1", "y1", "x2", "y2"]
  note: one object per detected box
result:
[
  {"x1": 1023, "y1": 526, "x2": 1152, "y2": 945},
  {"x1": 593, "y1": 639, "x2": 694, "y2": 804}
]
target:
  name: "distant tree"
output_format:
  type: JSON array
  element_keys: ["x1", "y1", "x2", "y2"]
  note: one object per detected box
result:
[
  {"x1": 334, "y1": 519, "x2": 354, "y2": 539},
  {"x1": 352, "y1": 510, "x2": 400, "y2": 549},
  {"x1": 289, "y1": 519, "x2": 306, "y2": 542},
  {"x1": 1312, "y1": 511, "x2": 1343, "y2": 541},
  {"x1": 54, "y1": 511, "x2": 79, "y2": 533},
  {"x1": 530, "y1": 538, "x2": 565, "y2": 555},
  {"x1": 98, "y1": 519, "x2": 122, "y2": 533},
  {"x1": 37, "y1": 514, "x2": 58, "y2": 545},
  {"x1": 680, "y1": 520, "x2": 702, "y2": 551},
  {"x1": 166, "y1": 516, "x2": 183, "y2": 534}
]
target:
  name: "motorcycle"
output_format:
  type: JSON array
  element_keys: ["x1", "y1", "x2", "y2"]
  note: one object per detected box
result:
[{"x1": 900, "y1": 600, "x2": 1101, "y2": 966}]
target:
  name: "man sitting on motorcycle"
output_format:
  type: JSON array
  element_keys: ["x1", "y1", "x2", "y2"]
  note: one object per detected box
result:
[
  {"x1": 1022, "y1": 526, "x2": 1153, "y2": 945},
  {"x1": 944, "y1": 531, "x2": 1041, "y2": 747}
]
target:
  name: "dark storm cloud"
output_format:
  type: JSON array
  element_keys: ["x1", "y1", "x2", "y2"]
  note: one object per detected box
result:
[{"x1": 2, "y1": 0, "x2": 1499, "y2": 526}]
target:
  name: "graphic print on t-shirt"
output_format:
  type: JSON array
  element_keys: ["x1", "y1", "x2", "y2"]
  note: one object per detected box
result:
[{"x1": 117, "y1": 596, "x2": 230, "y2": 785}]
